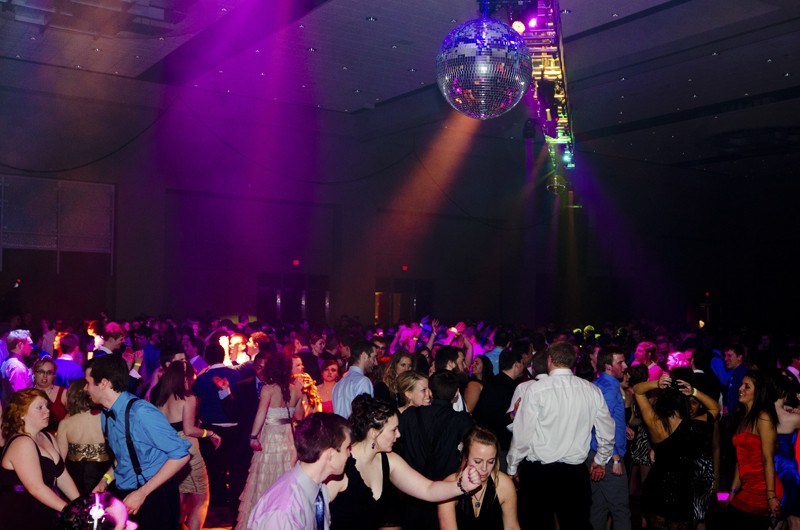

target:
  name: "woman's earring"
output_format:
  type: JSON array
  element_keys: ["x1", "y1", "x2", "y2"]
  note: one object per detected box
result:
[{"x1": 371, "y1": 439, "x2": 376, "y2": 450}]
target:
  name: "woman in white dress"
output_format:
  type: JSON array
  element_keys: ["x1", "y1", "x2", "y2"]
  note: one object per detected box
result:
[{"x1": 235, "y1": 350, "x2": 307, "y2": 530}]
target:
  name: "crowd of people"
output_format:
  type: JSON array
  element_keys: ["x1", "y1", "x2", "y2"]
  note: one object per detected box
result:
[{"x1": 0, "y1": 313, "x2": 799, "y2": 529}]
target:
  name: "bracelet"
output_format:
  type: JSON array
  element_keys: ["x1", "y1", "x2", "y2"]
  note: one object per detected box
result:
[
  {"x1": 456, "y1": 476, "x2": 468, "y2": 495},
  {"x1": 249, "y1": 434, "x2": 258, "y2": 440},
  {"x1": 202, "y1": 429, "x2": 208, "y2": 438},
  {"x1": 730, "y1": 488, "x2": 738, "y2": 495},
  {"x1": 768, "y1": 496, "x2": 780, "y2": 502},
  {"x1": 691, "y1": 388, "x2": 697, "y2": 397},
  {"x1": 103, "y1": 473, "x2": 113, "y2": 483}
]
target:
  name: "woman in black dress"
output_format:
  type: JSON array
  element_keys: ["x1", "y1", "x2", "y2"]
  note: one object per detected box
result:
[
  {"x1": 634, "y1": 372, "x2": 718, "y2": 529},
  {"x1": 438, "y1": 426, "x2": 519, "y2": 530},
  {"x1": 328, "y1": 395, "x2": 481, "y2": 530},
  {"x1": 0, "y1": 388, "x2": 80, "y2": 529}
]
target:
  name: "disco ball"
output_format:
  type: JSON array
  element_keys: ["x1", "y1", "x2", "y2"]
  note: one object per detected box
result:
[{"x1": 436, "y1": 18, "x2": 532, "y2": 120}]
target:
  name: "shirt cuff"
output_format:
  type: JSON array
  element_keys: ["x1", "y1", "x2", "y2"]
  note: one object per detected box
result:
[
  {"x1": 128, "y1": 368, "x2": 141, "y2": 379},
  {"x1": 218, "y1": 388, "x2": 231, "y2": 399}
]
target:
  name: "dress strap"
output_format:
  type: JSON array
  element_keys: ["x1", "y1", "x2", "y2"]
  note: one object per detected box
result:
[{"x1": 1, "y1": 434, "x2": 38, "y2": 459}]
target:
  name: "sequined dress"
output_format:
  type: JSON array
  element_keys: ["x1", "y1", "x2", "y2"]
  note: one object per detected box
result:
[
  {"x1": 235, "y1": 406, "x2": 296, "y2": 530},
  {"x1": 66, "y1": 442, "x2": 111, "y2": 496},
  {"x1": 642, "y1": 420, "x2": 700, "y2": 523}
]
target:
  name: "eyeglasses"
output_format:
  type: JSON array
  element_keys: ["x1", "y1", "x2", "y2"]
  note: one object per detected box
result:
[{"x1": 35, "y1": 370, "x2": 55, "y2": 376}]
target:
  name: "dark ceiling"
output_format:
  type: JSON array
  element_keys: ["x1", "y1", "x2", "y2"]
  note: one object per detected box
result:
[{"x1": 2, "y1": 0, "x2": 800, "y2": 181}]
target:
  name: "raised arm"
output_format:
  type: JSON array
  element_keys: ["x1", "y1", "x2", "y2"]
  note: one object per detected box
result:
[
  {"x1": 386, "y1": 452, "x2": 481, "y2": 502},
  {"x1": 675, "y1": 379, "x2": 721, "y2": 419},
  {"x1": 633, "y1": 376, "x2": 666, "y2": 439}
]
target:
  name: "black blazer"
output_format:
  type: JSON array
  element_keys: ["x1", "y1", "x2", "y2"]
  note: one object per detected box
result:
[{"x1": 221, "y1": 377, "x2": 262, "y2": 448}]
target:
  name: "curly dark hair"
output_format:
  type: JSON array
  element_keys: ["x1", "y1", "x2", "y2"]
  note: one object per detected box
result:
[
  {"x1": 264, "y1": 350, "x2": 293, "y2": 402},
  {"x1": 349, "y1": 394, "x2": 397, "y2": 442},
  {"x1": 58, "y1": 492, "x2": 122, "y2": 530}
]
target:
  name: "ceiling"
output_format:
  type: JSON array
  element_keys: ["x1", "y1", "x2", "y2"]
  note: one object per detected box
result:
[{"x1": 2, "y1": 0, "x2": 800, "y2": 181}]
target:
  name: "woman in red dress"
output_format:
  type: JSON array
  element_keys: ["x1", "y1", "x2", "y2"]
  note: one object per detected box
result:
[{"x1": 726, "y1": 369, "x2": 782, "y2": 528}]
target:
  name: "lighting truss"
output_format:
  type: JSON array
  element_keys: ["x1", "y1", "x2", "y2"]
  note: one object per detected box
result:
[{"x1": 481, "y1": 0, "x2": 576, "y2": 170}]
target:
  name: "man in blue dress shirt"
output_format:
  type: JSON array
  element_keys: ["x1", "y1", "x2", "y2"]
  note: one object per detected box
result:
[
  {"x1": 332, "y1": 340, "x2": 377, "y2": 419},
  {"x1": 589, "y1": 347, "x2": 631, "y2": 530},
  {"x1": 85, "y1": 354, "x2": 190, "y2": 530}
]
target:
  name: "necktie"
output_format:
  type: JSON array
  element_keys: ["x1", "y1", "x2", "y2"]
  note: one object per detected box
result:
[
  {"x1": 102, "y1": 408, "x2": 116, "y2": 421},
  {"x1": 256, "y1": 380, "x2": 265, "y2": 398},
  {"x1": 314, "y1": 489, "x2": 325, "y2": 530}
]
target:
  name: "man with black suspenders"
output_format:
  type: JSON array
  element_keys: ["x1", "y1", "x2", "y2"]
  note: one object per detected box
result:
[{"x1": 85, "y1": 354, "x2": 190, "y2": 529}]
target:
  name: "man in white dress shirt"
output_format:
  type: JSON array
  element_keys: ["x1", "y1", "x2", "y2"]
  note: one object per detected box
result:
[
  {"x1": 507, "y1": 341, "x2": 615, "y2": 530},
  {"x1": 247, "y1": 413, "x2": 351, "y2": 530}
]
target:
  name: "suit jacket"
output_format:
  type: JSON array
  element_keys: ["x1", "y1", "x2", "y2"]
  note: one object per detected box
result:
[
  {"x1": 297, "y1": 349, "x2": 322, "y2": 384},
  {"x1": 221, "y1": 376, "x2": 262, "y2": 449}
]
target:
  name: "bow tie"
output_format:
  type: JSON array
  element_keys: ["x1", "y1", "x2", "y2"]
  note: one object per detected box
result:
[{"x1": 102, "y1": 409, "x2": 116, "y2": 421}]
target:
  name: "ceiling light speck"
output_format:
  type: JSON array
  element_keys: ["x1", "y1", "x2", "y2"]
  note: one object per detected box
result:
[
  {"x1": 220, "y1": 7, "x2": 227, "y2": 12},
  {"x1": 560, "y1": 9, "x2": 571, "y2": 14},
  {"x1": 785, "y1": 72, "x2": 792, "y2": 77},
  {"x1": 135, "y1": 55, "x2": 141, "y2": 59},
  {"x1": 299, "y1": 24, "x2": 305, "y2": 29},
  {"x1": 612, "y1": 13, "x2": 619, "y2": 17},
  {"x1": 255, "y1": 49, "x2": 260, "y2": 53},
  {"x1": 260, "y1": 72, "x2": 265, "y2": 76},
  {"x1": 391, "y1": 44, "x2": 398, "y2": 49},
  {"x1": 159, "y1": 37, "x2": 164, "y2": 41},
  {"x1": 307, "y1": 47, "x2": 316, "y2": 52},
  {"x1": 692, "y1": 94, "x2": 698, "y2": 98},
  {"x1": 365, "y1": 16, "x2": 377, "y2": 22},
  {"x1": 342, "y1": 66, "x2": 348, "y2": 70},
  {"x1": 75, "y1": 65, "x2": 81, "y2": 69},
  {"x1": 408, "y1": 68, "x2": 416, "y2": 72},
  {"x1": 450, "y1": 18, "x2": 457, "y2": 23},
  {"x1": 30, "y1": 36, "x2": 36, "y2": 40},
  {"x1": 712, "y1": 52, "x2": 719, "y2": 56},
  {"x1": 619, "y1": 77, "x2": 626, "y2": 81},
  {"x1": 218, "y1": 70, "x2": 223, "y2": 74},
  {"x1": 93, "y1": 47, "x2": 101, "y2": 52},
  {"x1": 767, "y1": 58, "x2": 773, "y2": 63},
  {"x1": 353, "y1": 89, "x2": 361, "y2": 93}
]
